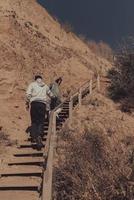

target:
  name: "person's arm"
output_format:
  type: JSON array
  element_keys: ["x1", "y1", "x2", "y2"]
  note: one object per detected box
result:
[
  {"x1": 46, "y1": 85, "x2": 55, "y2": 98},
  {"x1": 25, "y1": 83, "x2": 33, "y2": 110},
  {"x1": 49, "y1": 83, "x2": 53, "y2": 90}
]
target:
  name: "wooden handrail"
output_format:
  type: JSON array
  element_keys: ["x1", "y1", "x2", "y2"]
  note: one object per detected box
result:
[
  {"x1": 43, "y1": 112, "x2": 54, "y2": 159},
  {"x1": 69, "y1": 96, "x2": 73, "y2": 122},
  {"x1": 71, "y1": 92, "x2": 79, "y2": 99},
  {"x1": 42, "y1": 111, "x2": 54, "y2": 200},
  {"x1": 42, "y1": 77, "x2": 98, "y2": 200},
  {"x1": 97, "y1": 75, "x2": 100, "y2": 91}
]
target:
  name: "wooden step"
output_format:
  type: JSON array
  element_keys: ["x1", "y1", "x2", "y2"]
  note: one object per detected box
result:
[
  {"x1": 63, "y1": 103, "x2": 69, "y2": 105},
  {"x1": 64, "y1": 100, "x2": 70, "y2": 103},
  {"x1": 58, "y1": 112, "x2": 68, "y2": 115},
  {"x1": 0, "y1": 176, "x2": 41, "y2": 191},
  {"x1": 0, "y1": 166, "x2": 42, "y2": 177},
  {"x1": 44, "y1": 121, "x2": 49, "y2": 124},
  {"x1": 27, "y1": 136, "x2": 47, "y2": 142},
  {"x1": 0, "y1": 191, "x2": 40, "y2": 200},
  {"x1": 62, "y1": 108, "x2": 69, "y2": 111},
  {"x1": 60, "y1": 111, "x2": 69, "y2": 114},
  {"x1": 18, "y1": 141, "x2": 46, "y2": 146},
  {"x1": 8, "y1": 157, "x2": 45, "y2": 166},
  {"x1": 14, "y1": 149, "x2": 44, "y2": 157},
  {"x1": 17, "y1": 142, "x2": 45, "y2": 149},
  {"x1": 62, "y1": 106, "x2": 69, "y2": 108},
  {"x1": 58, "y1": 113, "x2": 68, "y2": 117}
]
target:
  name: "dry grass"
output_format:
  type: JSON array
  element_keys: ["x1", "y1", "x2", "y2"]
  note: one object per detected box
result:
[
  {"x1": 0, "y1": 130, "x2": 10, "y2": 146},
  {"x1": 61, "y1": 22, "x2": 74, "y2": 33},
  {"x1": 53, "y1": 93, "x2": 134, "y2": 200},
  {"x1": 108, "y1": 37, "x2": 134, "y2": 112},
  {"x1": 54, "y1": 128, "x2": 131, "y2": 200},
  {"x1": 87, "y1": 40, "x2": 113, "y2": 62},
  {"x1": 78, "y1": 35, "x2": 113, "y2": 62}
]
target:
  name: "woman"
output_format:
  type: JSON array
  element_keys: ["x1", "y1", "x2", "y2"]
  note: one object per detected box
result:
[{"x1": 50, "y1": 77, "x2": 62, "y2": 110}]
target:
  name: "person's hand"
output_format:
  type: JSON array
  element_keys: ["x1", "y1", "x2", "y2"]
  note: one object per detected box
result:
[
  {"x1": 52, "y1": 96, "x2": 57, "y2": 100},
  {"x1": 25, "y1": 102, "x2": 29, "y2": 111},
  {"x1": 26, "y1": 105, "x2": 29, "y2": 111}
]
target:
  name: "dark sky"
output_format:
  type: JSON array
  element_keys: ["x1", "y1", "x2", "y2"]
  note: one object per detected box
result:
[{"x1": 38, "y1": 0, "x2": 134, "y2": 48}]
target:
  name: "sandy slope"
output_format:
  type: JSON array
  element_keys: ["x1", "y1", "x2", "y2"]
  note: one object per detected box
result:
[{"x1": 0, "y1": 0, "x2": 112, "y2": 153}]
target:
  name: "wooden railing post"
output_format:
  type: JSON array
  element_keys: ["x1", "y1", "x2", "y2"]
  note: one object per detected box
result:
[
  {"x1": 52, "y1": 112, "x2": 56, "y2": 138},
  {"x1": 89, "y1": 79, "x2": 93, "y2": 94},
  {"x1": 97, "y1": 74, "x2": 100, "y2": 91},
  {"x1": 78, "y1": 88, "x2": 82, "y2": 107},
  {"x1": 69, "y1": 97, "x2": 73, "y2": 122}
]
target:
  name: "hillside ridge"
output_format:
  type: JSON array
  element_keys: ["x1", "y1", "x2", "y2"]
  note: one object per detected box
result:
[{"x1": 0, "y1": 0, "x2": 112, "y2": 147}]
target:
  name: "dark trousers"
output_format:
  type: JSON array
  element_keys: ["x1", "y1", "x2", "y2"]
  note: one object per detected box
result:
[{"x1": 30, "y1": 101, "x2": 46, "y2": 139}]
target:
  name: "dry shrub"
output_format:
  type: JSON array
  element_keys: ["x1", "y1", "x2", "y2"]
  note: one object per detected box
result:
[
  {"x1": 24, "y1": 21, "x2": 33, "y2": 28},
  {"x1": 87, "y1": 40, "x2": 113, "y2": 62},
  {"x1": 61, "y1": 22, "x2": 74, "y2": 33},
  {"x1": 108, "y1": 37, "x2": 134, "y2": 108},
  {"x1": 121, "y1": 136, "x2": 134, "y2": 147},
  {"x1": 0, "y1": 130, "x2": 13, "y2": 147},
  {"x1": 78, "y1": 35, "x2": 113, "y2": 62},
  {"x1": 53, "y1": 128, "x2": 103, "y2": 200},
  {"x1": 59, "y1": 127, "x2": 74, "y2": 142},
  {"x1": 83, "y1": 96, "x2": 105, "y2": 107},
  {"x1": 53, "y1": 124, "x2": 134, "y2": 200},
  {"x1": 108, "y1": 67, "x2": 127, "y2": 101}
]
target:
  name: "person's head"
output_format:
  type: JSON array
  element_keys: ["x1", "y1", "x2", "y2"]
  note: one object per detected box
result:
[
  {"x1": 34, "y1": 75, "x2": 43, "y2": 83},
  {"x1": 55, "y1": 77, "x2": 62, "y2": 85}
]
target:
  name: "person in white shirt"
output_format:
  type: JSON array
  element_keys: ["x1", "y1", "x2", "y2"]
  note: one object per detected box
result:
[{"x1": 26, "y1": 75, "x2": 54, "y2": 150}]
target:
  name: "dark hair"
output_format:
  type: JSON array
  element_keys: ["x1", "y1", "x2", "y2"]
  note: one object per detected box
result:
[
  {"x1": 35, "y1": 75, "x2": 42, "y2": 80},
  {"x1": 55, "y1": 77, "x2": 62, "y2": 85}
]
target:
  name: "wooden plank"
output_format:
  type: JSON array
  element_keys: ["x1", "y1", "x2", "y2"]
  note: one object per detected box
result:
[
  {"x1": 0, "y1": 166, "x2": 42, "y2": 177},
  {"x1": 8, "y1": 157, "x2": 45, "y2": 166},
  {"x1": 18, "y1": 143, "x2": 45, "y2": 149},
  {"x1": 71, "y1": 92, "x2": 79, "y2": 99},
  {"x1": 27, "y1": 136, "x2": 47, "y2": 142},
  {"x1": 0, "y1": 191, "x2": 39, "y2": 200},
  {"x1": 61, "y1": 110, "x2": 69, "y2": 112},
  {"x1": 63, "y1": 102, "x2": 69, "y2": 105},
  {"x1": 97, "y1": 75, "x2": 100, "y2": 91},
  {"x1": 41, "y1": 111, "x2": 56, "y2": 200},
  {"x1": 18, "y1": 140, "x2": 46, "y2": 145},
  {"x1": 78, "y1": 88, "x2": 82, "y2": 106},
  {"x1": 14, "y1": 150, "x2": 43, "y2": 157},
  {"x1": 43, "y1": 112, "x2": 53, "y2": 159},
  {"x1": 0, "y1": 177, "x2": 41, "y2": 191},
  {"x1": 42, "y1": 135, "x2": 54, "y2": 200},
  {"x1": 62, "y1": 106, "x2": 69, "y2": 108},
  {"x1": 44, "y1": 126, "x2": 49, "y2": 130},
  {"x1": 58, "y1": 113, "x2": 68, "y2": 116},
  {"x1": 53, "y1": 112, "x2": 56, "y2": 138},
  {"x1": 69, "y1": 97, "x2": 73, "y2": 122}
]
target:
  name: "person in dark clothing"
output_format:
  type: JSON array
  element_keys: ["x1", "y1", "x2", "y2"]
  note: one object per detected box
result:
[{"x1": 26, "y1": 75, "x2": 54, "y2": 150}]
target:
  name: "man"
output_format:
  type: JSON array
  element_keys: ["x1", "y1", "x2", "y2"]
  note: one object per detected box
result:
[
  {"x1": 50, "y1": 77, "x2": 62, "y2": 110},
  {"x1": 26, "y1": 75, "x2": 54, "y2": 150}
]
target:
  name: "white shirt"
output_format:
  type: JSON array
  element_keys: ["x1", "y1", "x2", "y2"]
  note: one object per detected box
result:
[{"x1": 26, "y1": 81, "x2": 53, "y2": 104}]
